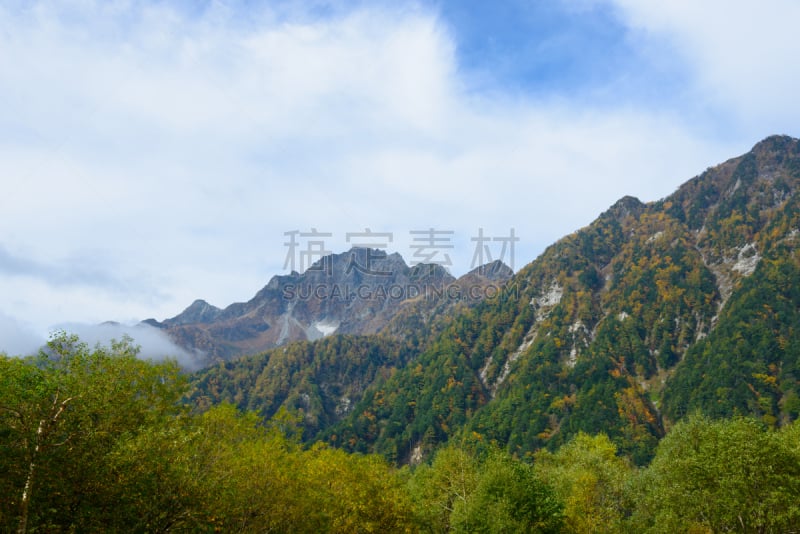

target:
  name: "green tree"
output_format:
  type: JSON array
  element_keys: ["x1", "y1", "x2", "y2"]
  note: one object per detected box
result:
[
  {"x1": 175, "y1": 403, "x2": 417, "y2": 532},
  {"x1": 410, "y1": 443, "x2": 482, "y2": 532},
  {"x1": 0, "y1": 332, "x2": 186, "y2": 533},
  {"x1": 630, "y1": 414, "x2": 800, "y2": 533},
  {"x1": 534, "y1": 433, "x2": 633, "y2": 533},
  {"x1": 455, "y1": 450, "x2": 563, "y2": 533},
  {"x1": 410, "y1": 441, "x2": 563, "y2": 533}
]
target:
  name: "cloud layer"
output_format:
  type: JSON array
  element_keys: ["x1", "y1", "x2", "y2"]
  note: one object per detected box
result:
[{"x1": 0, "y1": 1, "x2": 797, "y2": 355}]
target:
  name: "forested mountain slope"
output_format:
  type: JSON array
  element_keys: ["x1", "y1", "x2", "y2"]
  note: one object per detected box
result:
[
  {"x1": 189, "y1": 262, "x2": 513, "y2": 439},
  {"x1": 326, "y1": 135, "x2": 800, "y2": 464},
  {"x1": 190, "y1": 335, "x2": 417, "y2": 440}
]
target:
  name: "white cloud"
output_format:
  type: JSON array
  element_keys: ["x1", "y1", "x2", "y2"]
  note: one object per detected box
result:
[
  {"x1": 0, "y1": 311, "x2": 44, "y2": 356},
  {"x1": 53, "y1": 322, "x2": 199, "y2": 369},
  {"x1": 605, "y1": 0, "x2": 800, "y2": 135},
  {"x1": 0, "y1": 0, "x2": 792, "y2": 346}
]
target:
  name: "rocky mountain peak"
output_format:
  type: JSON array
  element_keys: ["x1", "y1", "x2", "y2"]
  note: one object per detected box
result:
[
  {"x1": 148, "y1": 248, "x2": 501, "y2": 365},
  {"x1": 601, "y1": 195, "x2": 645, "y2": 222},
  {"x1": 750, "y1": 134, "x2": 799, "y2": 158},
  {"x1": 164, "y1": 299, "x2": 222, "y2": 327},
  {"x1": 464, "y1": 260, "x2": 514, "y2": 282}
]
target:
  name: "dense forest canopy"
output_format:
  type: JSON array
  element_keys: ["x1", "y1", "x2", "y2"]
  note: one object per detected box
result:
[{"x1": 1, "y1": 333, "x2": 799, "y2": 533}]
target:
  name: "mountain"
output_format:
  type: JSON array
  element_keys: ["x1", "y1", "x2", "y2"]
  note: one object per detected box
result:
[
  {"x1": 190, "y1": 335, "x2": 418, "y2": 440},
  {"x1": 320, "y1": 135, "x2": 800, "y2": 464},
  {"x1": 147, "y1": 248, "x2": 512, "y2": 366}
]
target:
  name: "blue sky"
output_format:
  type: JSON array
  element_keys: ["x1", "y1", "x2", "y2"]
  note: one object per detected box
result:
[
  {"x1": 1, "y1": 0, "x2": 799, "y2": 356},
  {"x1": 440, "y1": 1, "x2": 638, "y2": 92}
]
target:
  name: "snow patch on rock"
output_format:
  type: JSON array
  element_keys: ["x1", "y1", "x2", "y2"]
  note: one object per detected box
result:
[{"x1": 308, "y1": 320, "x2": 340, "y2": 340}]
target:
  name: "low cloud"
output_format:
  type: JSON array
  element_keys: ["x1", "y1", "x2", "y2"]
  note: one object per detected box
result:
[
  {"x1": 0, "y1": 311, "x2": 204, "y2": 369},
  {"x1": 51, "y1": 322, "x2": 201, "y2": 370},
  {"x1": 0, "y1": 312, "x2": 45, "y2": 356}
]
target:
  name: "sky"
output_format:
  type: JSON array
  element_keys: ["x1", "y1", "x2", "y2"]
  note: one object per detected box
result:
[{"x1": 1, "y1": 0, "x2": 799, "y2": 357}]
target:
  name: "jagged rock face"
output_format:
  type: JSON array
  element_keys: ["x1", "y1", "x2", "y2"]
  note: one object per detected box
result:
[{"x1": 146, "y1": 248, "x2": 512, "y2": 365}]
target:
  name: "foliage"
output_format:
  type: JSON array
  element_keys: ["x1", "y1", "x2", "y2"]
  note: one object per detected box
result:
[
  {"x1": 664, "y1": 254, "x2": 800, "y2": 424},
  {"x1": 8, "y1": 138, "x2": 800, "y2": 530},
  {"x1": 191, "y1": 334, "x2": 416, "y2": 440},
  {"x1": 3, "y1": 334, "x2": 800, "y2": 532},
  {"x1": 0, "y1": 332, "x2": 187, "y2": 532},
  {"x1": 0, "y1": 334, "x2": 419, "y2": 533},
  {"x1": 330, "y1": 137, "x2": 800, "y2": 466},
  {"x1": 628, "y1": 415, "x2": 800, "y2": 533},
  {"x1": 534, "y1": 433, "x2": 634, "y2": 533},
  {"x1": 409, "y1": 440, "x2": 563, "y2": 533}
]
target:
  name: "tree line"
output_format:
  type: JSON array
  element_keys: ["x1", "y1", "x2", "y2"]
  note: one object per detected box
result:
[{"x1": 1, "y1": 333, "x2": 799, "y2": 532}]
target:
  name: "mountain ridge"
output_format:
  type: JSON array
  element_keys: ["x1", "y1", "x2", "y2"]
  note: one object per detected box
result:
[
  {"x1": 147, "y1": 247, "x2": 513, "y2": 366},
  {"x1": 320, "y1": 134, "x2": 800, "y2": 464},
  {"x1": 188, "y1": 135, "x2": 800, "y2": 466}
]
